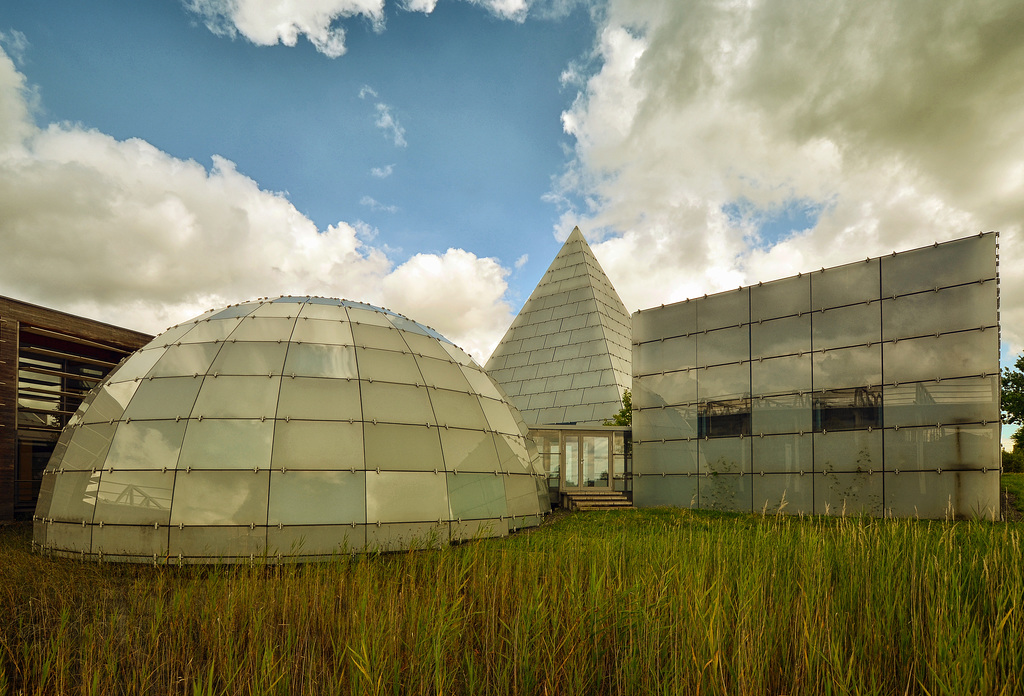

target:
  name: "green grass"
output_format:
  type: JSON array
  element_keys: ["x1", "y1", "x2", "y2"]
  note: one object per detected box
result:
[
  {"x1": 2, "y1": 509, "x2": 1023, "y2": 695},
  {"x1": 1001, "y1": 473, "x2": 1024, "y2": 515}
]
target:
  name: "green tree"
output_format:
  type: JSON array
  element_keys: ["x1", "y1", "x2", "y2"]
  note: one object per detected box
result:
[
  {"x1": 1002, "y1": 354, "x2": 1024, "y2": 426},
  {"x1": 603, "y1": 389, "x2": 632, "y2": 427}
]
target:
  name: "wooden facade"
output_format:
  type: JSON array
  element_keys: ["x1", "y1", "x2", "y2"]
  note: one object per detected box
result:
[{"x1": 0, "y1": 297, "x2": 151, "y2": 520}]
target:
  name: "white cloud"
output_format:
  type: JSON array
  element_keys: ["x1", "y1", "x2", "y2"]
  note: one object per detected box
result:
[
  {"x1": 358, "y1": 85, "x2": 378, "y2": 100},
  {"x1": 514, "y1": 253, "x2": 528, "y2": 269},
  {"x1": 555, "y1": 0, "x2": 1024, "y2": 351},
  {"x1": 184, "y1": 0, "x2": 386, "y2": 57},
  {"x1": 370, "y1": 163, "x2": 394, "y2": 178},
  {"x1": 0, "y1": 48, "x2": 513, "y2": 361},
  {"x1": 374, "y1": 103, "x2": 407, "y2": 147},
  {"x1": 360, "y1": 194, "x2": 398, "y2": 213},
  {"x1": 0, "y1": 30, "x2": 29, "y2": 67}
]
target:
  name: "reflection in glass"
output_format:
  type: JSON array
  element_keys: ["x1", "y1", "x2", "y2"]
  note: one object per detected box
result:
[
  {"x1": 582, "y1": 435, "x2": 610, "y2": 487},
  {"x1": 750, "y1": 274, "x2": 810, "y2": 321},
  {"x1": 751, "y1": 354, "x2": 811, "y2": 396},
  {"x1": 751, "y1": 393, "x2": 812, "y2": 435},
  {"x1": 179, "y1": 419, "x2": 274, "y2": 469},
  {"x1": 883, "y1": 376, "x2": 998, "y2": 428},
  {"x1": 268, "y1": 471, "x2": 365, "y2": 525},
  {"x1": 814, "y1": 429, "x2": 882, "y2": 474},
  {"x1": 810, "y1": 258, "x2": 879, "y2": 310},
  {"x1": 94, "y1": 470, "x2": 174, "y2": 524},
  {"x1": 698, "y1": 325, "x2": 749, "y2": 367},
  {"x1": 564, "y1": 436, "x2": 579, "y2": 487},
  {"x1": 698, "y1": 398, "x2": 751, "y2": 438},
  {"x1": 169, "y1": 470, "x2": 270, "y2": 525},
  {"x1": 697, "y1": 289, "x2": 749, "y2": 331},
  {"x1": 881, "y1": 282, "x2": 997, "y2": 341},
  {"x1": 812, "y1": 303, "x2": 880, "y2": 350},
  {"x1": 149, "y1": 344, "x2": 222, "y2": 378},
  {"x1": 812, "y1": 344, "x2": 881, "y2": 391},
  {"x1": 881, "y1": 234, "x2": 996, "y2": 297},
  {"x1": 105, "y1": 420, "x2": 186, "y2": 470},
  {"x1": 883, "y1": 330, "x2": 997, "y2": 385},
  {"x1": 283, "y1": 344, "x2": 358, "y2": 379},
  {"x1": 751, "y1": 315, "x2": 810, "y2": 358},
  {"x1": 812, "y1": 387, "x2": 882, "y2": 431}
]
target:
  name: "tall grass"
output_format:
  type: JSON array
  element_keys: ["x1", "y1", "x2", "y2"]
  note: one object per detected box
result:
[{"x1": 2, "y1": 510, "x2": 1022, "y2": 695}]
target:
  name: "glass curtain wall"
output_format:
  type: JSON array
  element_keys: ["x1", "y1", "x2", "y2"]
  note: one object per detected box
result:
[{"x1": 632, "y1": 233, "x2": 1000, "y2": 519}]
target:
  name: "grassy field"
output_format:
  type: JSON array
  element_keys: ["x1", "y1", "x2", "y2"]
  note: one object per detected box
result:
[{"x1": 2, "y1": 508, "x2": 1023, "y2": 696}]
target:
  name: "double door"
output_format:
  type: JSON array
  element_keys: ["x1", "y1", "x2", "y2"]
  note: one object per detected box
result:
[{"x1": 562, "y1": 432, "x2": 612, "y2": 490}]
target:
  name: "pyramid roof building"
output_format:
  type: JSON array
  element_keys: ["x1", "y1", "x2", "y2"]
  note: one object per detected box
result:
[{"x1": 485, "y1": 227, "x2": 631, "y2": 426}]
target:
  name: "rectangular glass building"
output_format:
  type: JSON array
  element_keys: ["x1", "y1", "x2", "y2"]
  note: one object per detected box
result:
[{"x1": 631, "y1": 233, "x2": 1000, "y2": 519}]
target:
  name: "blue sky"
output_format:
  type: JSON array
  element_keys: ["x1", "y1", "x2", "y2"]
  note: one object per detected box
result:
[{"x1": 1, "y1": 0, "x2": 1023, "y2": 394}]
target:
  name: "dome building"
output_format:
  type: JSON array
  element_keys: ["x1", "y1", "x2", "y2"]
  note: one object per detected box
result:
[{"x1": 33, "y1": 297, "x2": 549, "y2": 562}]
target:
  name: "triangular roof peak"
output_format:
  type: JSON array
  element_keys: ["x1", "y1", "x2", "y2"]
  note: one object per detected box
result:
[{"x1": 484, "y1": 225, "x2": 631, "y2": 426}]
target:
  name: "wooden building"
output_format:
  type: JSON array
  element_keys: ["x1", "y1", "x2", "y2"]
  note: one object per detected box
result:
[{"x1": 0, "y1": 297, "x2": 151, "y2": 520}]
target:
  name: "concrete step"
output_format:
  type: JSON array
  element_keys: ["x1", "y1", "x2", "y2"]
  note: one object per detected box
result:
[{"x1": 563, "y1": 490, "x2": 633, "y2": 512}]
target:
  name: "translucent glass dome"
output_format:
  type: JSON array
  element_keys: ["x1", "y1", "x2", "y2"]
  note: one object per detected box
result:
[{"x1": 33, "y1": 297, "x2": 549, "y2": 562}]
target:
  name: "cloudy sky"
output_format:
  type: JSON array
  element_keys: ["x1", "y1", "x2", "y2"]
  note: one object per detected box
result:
[{"x1": 1, "y1": 0, "x2": 1022, "y2": 372}]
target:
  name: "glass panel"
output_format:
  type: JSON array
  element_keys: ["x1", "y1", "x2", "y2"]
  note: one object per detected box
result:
[
  {"x1": 169, "y1": 526, "x2": 267, "y2": 558},
  {"x1": 883, "y1": 469, "x2": 999, "y2": 520},
  {"x1": 363, "y1": 423, "x2": 444, "y2": 471},
  {"x1": 697, "y1": 325, "x2": 749, "y2": 367},
  {"x1": 752, "y1": 433, "x2": 811, "y2": 473},
  {"x1": 209, "y1": 342, "x2": 288, "y2": 376},
  {"x1": 883, "y1": 376, "x2": 998, "y2": 428},
  {"x1": 107, "y1": 348, "x2": 166, "y2": 383},
  {"x1": 697, "y1": 288, "x2": 749, "y2": 331},
  {"x1": 417, "y1": 357, "x2": 472, "y2": 392},
  {"x1": 250, "y1": 301, "x2": 302, "y2": 317},
  {"x1": 442, "y1": 341, "x2": 475, "y2": 367},
  {"x1": 122, "y1": 376, "x2": 203, "y2": 421},
  {"x1": 635, "y1": 336, "x2": 694, "y2": 376},
  {"x1": 814, "y1": 472, "x2": 882, "y2": 516},
  {"x1": 346, "y1": 307, "x2": 394, "y2": 327},
  {"x1": 45, "y1": 521, "x2": 93, "y2": 553},
  {"x1": 698, "y1": 437, "x2": 750, "y2": 474},
  {"x1": 451, "y1": 518, "x2": 509, "y2": 542},
  {"x1": 564, "y1": 436, "x2": 579, "y2": 487},
  {"x1": 634, "y1": 475, "x2": 698, "y2": 508},
  {"x1": 81, "y1": 381, "x2": 141, "y2": 423},
  {"x1": 268, "y1": 470, "x2": 365, "y2": 525},
  {"x1": 751, "y1": 354, "x2": 811, "y2": 397},
  {"x1": 881, "y1": 282, "x2": 997, "y2": 341},
  {"x1": 478, "y1": 396, "x2": 521, "y2": 435},
  {"x1": 812, "y1": 344, "x2": 881, "y2": 390},
  {"x1": 148, "y1": 344, "x2": 222, "y2": 377},
  {"x1": 105, "y1": 420, "x2": 186, "y2": 471},
  {"x1": 751, "y1": 315, "x2": 810, "y2": 359},
  {"x1": 92, "y1": 525, "x2": 168, "y2": 558},
  {"x1": 883, "y1": 330, "x2": 997, "y2": 385},
  {"x1": 440, "y1": 428, "x2": 499, "y2": 473},
  {"x1": 283, "y1": 344, "x2": 357, "y2": 379},
  {"x1": 299, "y1": 303, "x2": 350, "y2": 321},
  {"x1": 881, "y1": 234, "x2": 996, "y2": 297},
  {"x1": 365, "y1": 471, "x2": 450, "y2": 523},
  {"x1": 633, "y1": 370, "x2": 697, "y2": 408},
  {"x1": 581, "y1": 435, "x2": 610, "y2": 487},
  {"x1": 634, "y1": 301, "x2": 697, "y2": 343},
  {"x1": 178, "y1": 318, "x2": 243, "y2": 344},
  {"x1": 93, "y1": 470, "x2": 174, "y2": 524},
  {"x1": 750, "y1": 274, "x2": 810, "y2": 322},
  {"x1": 428, "y1": 390, "x2": 488, "y2": 430},
  {"x1": 812, "y1": 387, "x2": 882, "y2": 431},
  {"x1": 751, "y1": 394, "x2": 812, "y2": 435},
  {"x1": 493, "y1": 433, "x2": 532, "y2": 474},
  {"x1": 210, "y1": 303, "x2": 259, "y2": 320},
  {"x1": 355, "y1": 347, "x2": 421, "y2": 384},
  {"x1": 633, "y1": 440, "x2": 698, "y2": 475},
  {"x1": 752, "y1": 473, "x2": 813, "y2": 514},
  {"x1": 634, "y1": 404, "x2": 698, "y2": 441},
  {"x1": 883, "y1": 424, "x2": 999, "y2": 472},
  {"x1": 404, "y1": 332, "x2": 455, "y2": 361},
  {"x1": 698, "y1": 398, "x2": 750, "y2": 438},
  {"x1": 191, "y1": 376, "x2": 281, "y2": 418},
  {"x1": 277, "y1": 377, "x2": 361, "y2": 421},
  {"x1": 267, "y1": 525, "x2": 366, "y2": 556},
  {"x1": 360, "y1": 382, "x2": 436, "y2": 426},
  {"x1": 697, "y1": 362, "x2": 750, "y2": 400},
  {"x1": 351, "y1": 323, "x2": 408, "y2": 352},
  {"x1": 226, "y1": 317, "x2": 297, "y2": 342},
  {"x1": 47, "y1": 470, "x2": 100, "y2": 522},
  {"x1": 810, "y1": 258, "x2": 880, "y2": 309},
  {"x1": 179, "y1": 419, "x2": 274, "y2": 470},
  {"x1": 812, "y1": 302, "x2": 880, "y2": 350},
  {"x1": 271, "y1": 421, "x2": 363, "y2": 470},
  {"x1": 290, "y1": 317, "x2": 354, "y2": 345},
  {"x1": 447, "y1": 473, "x2": 508, "y2": 519},
  {"x1": 814, "y1": 429, "x2": 882, "y2": 473},
  {"x1": 34, "y1": 471, "x2": 56, "y2": 520},
  {"x1": 169, "y1": 470, "x2": 270, "y2": 525},
  {"x1": 460, "y1": 366, "x2": 505, "y2": 400},
  {"x1": 504, "y1": 473, "x2": 541, "y2": 517},
  {"x1": 697, "y1": 472, "x2": 750, "y2": 512},
  {"x1": 60, "y1": 424, "x2": 116, "y2": 470}
]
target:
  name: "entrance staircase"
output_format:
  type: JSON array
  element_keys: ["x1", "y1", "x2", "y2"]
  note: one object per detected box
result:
[{"x1": 563, "y1": 490, "x2": 633, "y2": 512}]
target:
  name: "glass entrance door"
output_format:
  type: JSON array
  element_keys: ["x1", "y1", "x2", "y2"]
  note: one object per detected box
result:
[{"x1": 561, "y1": 433, "x2": 612, "y2": 489}]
